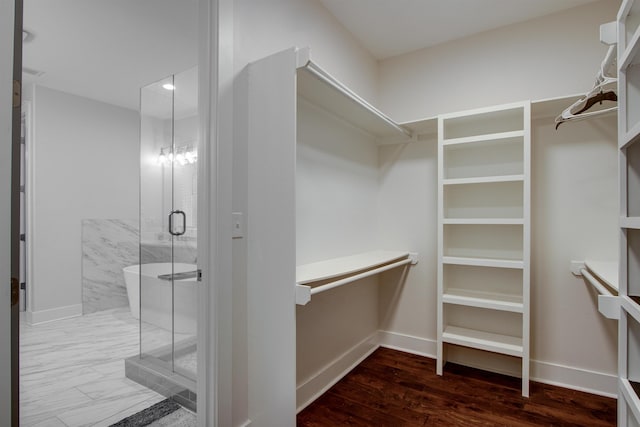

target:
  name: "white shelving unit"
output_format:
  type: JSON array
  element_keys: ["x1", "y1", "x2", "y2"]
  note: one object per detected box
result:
[
  {"x1": 619, "y1": 1, "x2": 640, "y2": 424},
  {"x1": 437, "y1": 101, "x2": 531, "y2": 396}
]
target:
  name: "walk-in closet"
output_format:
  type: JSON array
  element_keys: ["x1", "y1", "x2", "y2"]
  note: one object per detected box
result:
[{"x1": 239, "y1": 0, "x2": 626, "y2": 425}]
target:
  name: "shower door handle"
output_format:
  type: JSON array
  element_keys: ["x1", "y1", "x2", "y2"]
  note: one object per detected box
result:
[{"x1": 168, "y1": 210, "x2": 186, "y2": 236}]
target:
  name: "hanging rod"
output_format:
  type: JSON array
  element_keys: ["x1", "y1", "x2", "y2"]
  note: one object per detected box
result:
[
  {"x1": 296, "y1": 47, "x2": 413, "y2": 139},
  {"x1": 579, "y1": 267, "x2": 614, "y2": 297},
  {"x1": 296, "y1": 255, "x2": 417, "y2": 305},
  {"x1": 571, "y1": 260, "x2": 619, "y2": 319}
]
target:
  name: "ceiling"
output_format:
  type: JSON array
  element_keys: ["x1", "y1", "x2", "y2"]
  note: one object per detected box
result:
[
  {"x1": 319, "y1": 0, "x2": 602, "y2": 59},
  {"x1": 22, "y1": 0, "x2": 198, "y2": 113},
  {"x1": 22, "y1": 0, "x2": 602, "y2": 111}
]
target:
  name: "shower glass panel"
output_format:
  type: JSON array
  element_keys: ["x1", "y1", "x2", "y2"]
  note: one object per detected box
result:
[{"x1": 139, "y1": 67, "x2": 198, "y2": 385}]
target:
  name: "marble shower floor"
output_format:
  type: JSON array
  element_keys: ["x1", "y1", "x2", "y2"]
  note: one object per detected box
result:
[{"x1": 20, "y1": 307, "x2": 170, "y2": 427}]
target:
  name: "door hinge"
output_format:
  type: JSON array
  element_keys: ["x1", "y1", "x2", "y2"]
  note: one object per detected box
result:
[
  {"x1": 13, "y1": 80, "x2": 21, "y2": 109},
  {"x1": 20, "y1": 282, "x2": 26, "y2": 290},
  {"x1": 11, "y1": 277, "x2": 19, "y2": 306},
  {"x1": 20, "y1": 233, "x2": 25, "y2": 242}
]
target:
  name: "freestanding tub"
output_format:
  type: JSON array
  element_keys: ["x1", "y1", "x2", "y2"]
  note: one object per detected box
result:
[{"x1": 123, "y1": 263, "x2": 197, "y2": 334}]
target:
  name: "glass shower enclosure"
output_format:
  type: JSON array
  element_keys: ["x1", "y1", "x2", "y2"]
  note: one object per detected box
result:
[{"x1": 125, "y1": 67, "x2": 199, "y2": 411}]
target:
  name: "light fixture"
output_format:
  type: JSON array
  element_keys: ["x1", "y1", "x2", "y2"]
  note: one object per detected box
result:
[
  {"x1": 157, "y1": 146, "x2": 197, "y2": 166},
  {"x1": 157, "y1": 148, "x2": 167, "y2": 165},
  {"x1": 162, "y1": 83, "x2": 175, "y2": 91}
]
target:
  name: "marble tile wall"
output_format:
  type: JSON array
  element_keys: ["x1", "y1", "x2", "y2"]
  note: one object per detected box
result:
[
  {"x1": 82, "y1": 219, "x2": 198, "y2": 314},
  {"x1": 81, "y1": 219, "x2": 138, "y2": 314}
]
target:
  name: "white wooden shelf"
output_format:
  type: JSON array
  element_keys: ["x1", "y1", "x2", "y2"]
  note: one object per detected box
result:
[
  {"x1": 297, "y1": 250, "x2": 410, "y2": 284},
  {"x1": 296, "y1": 48, "x2": 412, "y2": 142},
  {"x1": 295, "y1": 251, "x2": 418, "y2": 305},
  {"x1": 442, "y1": 130, "x2": 524, "y2": 146},
  {"x1": 622, "y1": 216, "x2": 640, "y2": 229},
  {"x1": 442, "y1": 326, "x2": 523, "y2": 357},
  {"x1": 442, "y1": 218, "x2": 524, "y2": 225},
  {"x1": 442, "y1": 175, "x2": 525, "y2": 186},
  {"x1": 443, "y1": 289, "x2": 523, "y2": 312},
  {"x1": 442, "y1": 256, "x2": 524, "y2": 269}
]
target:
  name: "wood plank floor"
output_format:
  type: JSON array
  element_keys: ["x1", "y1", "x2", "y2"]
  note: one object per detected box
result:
[{"x1": 297, "y1": 347, "x2": 616, "y2": 426}]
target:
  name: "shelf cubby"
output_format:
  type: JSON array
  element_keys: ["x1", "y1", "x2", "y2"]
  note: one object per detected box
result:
[
  {"x1": 442, "y1": 106, "x2": 524, "y2": 140},
  {"x1": 443, "y1": 135, "x2": 524, "y2": 180},
  {"x1": 443, "y1": 181, "x2": 523, "y2": 219},
  {"x1": 443, "y1": 264, "x2": 523, "y2": 312},
  {"x1": 443, "y1": 224, "x2": 523, "y2": 262}
]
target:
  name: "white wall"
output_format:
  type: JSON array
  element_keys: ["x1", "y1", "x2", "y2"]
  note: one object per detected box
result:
[
  {"x1": 233, "y1": 0, "x2": 378, "y2": 104},
  {"x1": 0, "y1": 0, "x2": 15, "y2": 422},
  {"x1": 29, "y1": 85, "x2": 139, "y2": 319},
  {"x1": 378, "y1": 0, "x2": 621, "y2": 121}
]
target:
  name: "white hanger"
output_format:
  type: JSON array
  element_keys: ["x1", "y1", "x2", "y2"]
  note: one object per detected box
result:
[{"x1": 555, "y1": 44, "x2": 618, "y2": 129}]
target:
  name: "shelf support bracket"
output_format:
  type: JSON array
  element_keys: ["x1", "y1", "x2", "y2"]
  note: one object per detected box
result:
[{"x1": 296, "y1": 285, "x2": 311, "y2": 306}]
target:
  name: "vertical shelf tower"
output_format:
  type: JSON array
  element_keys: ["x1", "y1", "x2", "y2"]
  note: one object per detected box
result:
[
  {"x1": 618, "y1": 1, "x2": 640, "y2": 424},
  {"x1": 436, "y1": 102, "x2": 531, "y2": 397}
]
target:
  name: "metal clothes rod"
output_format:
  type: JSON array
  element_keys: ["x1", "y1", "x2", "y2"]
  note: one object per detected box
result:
[
  {"x1": 303, "y1": 60, "x2": 413, "y2": 138},
  {"x1": 308, "y1": 258, "x2": 412, "y2": 296},
  {"x1": 580, "y1": 268, "x2": 614, "y2": 297}
]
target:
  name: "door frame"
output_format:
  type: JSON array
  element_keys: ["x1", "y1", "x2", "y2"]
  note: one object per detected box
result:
[{"x1": 197, "y1": 0, "x2": 233, "y2": 425}]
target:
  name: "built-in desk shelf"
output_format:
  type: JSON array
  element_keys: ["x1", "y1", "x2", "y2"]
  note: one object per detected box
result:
[
  {"x1": 295, "y1": 250, "x2": 418, "y2": 305},
  {"x1": 443, "y1": 218, "x2": 524, "y2": 225},
  {"x1": 441, "y1": 326, "x2": 523, "y2": 358}
]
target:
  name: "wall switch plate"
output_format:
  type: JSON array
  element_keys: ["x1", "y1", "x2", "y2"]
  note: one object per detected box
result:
[{"x1": 232, "y1": 212, "x2": 244, "y2": 238}]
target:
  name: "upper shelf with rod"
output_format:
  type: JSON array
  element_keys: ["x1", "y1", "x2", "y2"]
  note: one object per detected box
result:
[
  {"x1": 296, "y1": 251, "x2": 419, "y2": 305},
  {"x1": 296, "y1": 48, "x2": 414, "y2": 143}
]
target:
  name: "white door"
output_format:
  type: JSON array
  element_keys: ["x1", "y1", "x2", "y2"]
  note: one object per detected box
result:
[{"x1": 1, "y1": 0, "x2": 21, "y2": 424}]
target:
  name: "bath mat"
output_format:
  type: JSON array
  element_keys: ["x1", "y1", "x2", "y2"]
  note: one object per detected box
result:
[
  {"x1": 110, "y1": 399, "x2": 180, "y2": 426},
  {"x1": 147, "y1": 408, "x2": 196, "y2": 426}
]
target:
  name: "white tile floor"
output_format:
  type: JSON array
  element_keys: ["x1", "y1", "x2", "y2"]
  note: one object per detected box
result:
[{"x1": 20, "y1": 308, "x2": 166, "y2": 427}]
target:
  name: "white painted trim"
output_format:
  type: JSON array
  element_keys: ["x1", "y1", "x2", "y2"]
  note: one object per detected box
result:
[
  {"x1": 26, "y1": 304, "x2": 82, "y2": 325},
  {"x1": 378, "y1": 330, "x2": 436, "y2": 358},
  {"x1": 296, "y1": 332, "x2": 379, "y2": 413},
  {"x1": 237, "y1": 420, "x2": 252, "y2": 427},
  {"x1": 377, "y1": 330, "x2": 617, "y2": 398},
  {"x1": 531, "y1": 360, "x2": 618, "y2": 399}
]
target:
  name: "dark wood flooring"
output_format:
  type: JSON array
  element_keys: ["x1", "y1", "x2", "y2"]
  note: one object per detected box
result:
[{"x1": 297, "y1": 347, "x2": 616, "y2": 426}]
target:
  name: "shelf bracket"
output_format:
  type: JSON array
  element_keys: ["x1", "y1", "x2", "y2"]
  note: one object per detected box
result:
[
  {"x1": 409, "y1": 252, "x2": 419, "y2": 265},
  {"x1": 296, "y1": 284, "x2": 311, "y2": 306}
]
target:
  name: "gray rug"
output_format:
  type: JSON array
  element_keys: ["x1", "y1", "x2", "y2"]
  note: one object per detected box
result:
[{"x1": 110, "y1": 399, "x2": 192, "y2": 426}]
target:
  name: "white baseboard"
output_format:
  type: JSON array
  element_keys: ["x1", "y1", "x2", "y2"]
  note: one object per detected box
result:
[
  {"x1": 26, "y1": 304, "x2": 82, "y2": 325},
  {"x1": 296, "y1": 331, "x2": 379, "y2": 413},
  {"x1": 531, "y1": 360, "x2": 617, "y2": 398},
  {"x1": 377, "y1": 330, "x2": 617, "y2": 399},
  {"x1": 377, "y1": 329, "x2": 437, "y2": 358}
]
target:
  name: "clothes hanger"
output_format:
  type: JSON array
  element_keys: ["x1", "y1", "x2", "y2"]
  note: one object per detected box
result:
[{"x1": 555, "y1": 45, "x2": 618, "y2": 129}]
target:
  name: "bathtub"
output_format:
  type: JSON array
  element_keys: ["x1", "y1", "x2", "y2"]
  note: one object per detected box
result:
[{"x1": 123, "y1": 263, "x2": 197, "y2": 334}]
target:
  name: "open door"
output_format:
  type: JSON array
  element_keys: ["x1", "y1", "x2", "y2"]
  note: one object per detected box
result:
[{"x1": 1, "y1": 0, "x2": 22, "y2": 425}]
